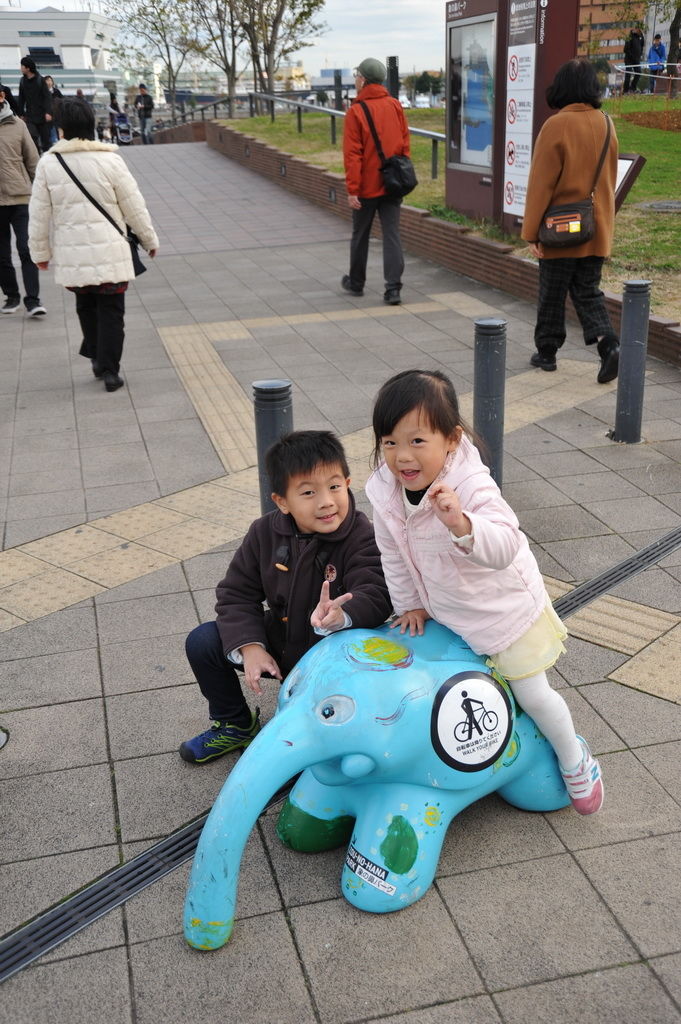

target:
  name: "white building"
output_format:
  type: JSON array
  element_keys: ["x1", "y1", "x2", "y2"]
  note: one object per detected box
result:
[{"x1": 0, "y1": 2, "x2": 122, "y2": 97}]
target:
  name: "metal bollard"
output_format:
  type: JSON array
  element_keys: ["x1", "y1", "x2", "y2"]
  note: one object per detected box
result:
[
  {"x1": 253, "y1": 380, "x2": 293, "y2": 514},
  {"x1": 611, "y1": 280, "x2": 651, "y2": 444},
  {"x1": 473, "y1": 318, "x2": 507, "y2": 488}
]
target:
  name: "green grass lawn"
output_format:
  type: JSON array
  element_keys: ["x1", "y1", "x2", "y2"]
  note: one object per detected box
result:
[{"x1": 222, "y1": 101, "x2": 681, "y2": 318}]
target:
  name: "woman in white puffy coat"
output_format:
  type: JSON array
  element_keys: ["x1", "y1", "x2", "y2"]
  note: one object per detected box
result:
[{"x1": 29, "y1": 97, "x2": 159, "y2": 391}]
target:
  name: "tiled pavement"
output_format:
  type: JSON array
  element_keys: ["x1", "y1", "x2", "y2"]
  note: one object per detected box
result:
[{"x1": 1, "y1": 141, "x2": 681, "y2": 1023}]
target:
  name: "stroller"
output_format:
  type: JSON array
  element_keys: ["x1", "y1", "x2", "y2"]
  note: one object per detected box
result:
[{"x1": 112, "y1": 111, "x2": 132, "y2": 145}]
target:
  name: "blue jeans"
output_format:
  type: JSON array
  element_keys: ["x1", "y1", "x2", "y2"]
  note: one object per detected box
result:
[{"x1": 139, "y1": 116, "x2": 154, "y2": 144}]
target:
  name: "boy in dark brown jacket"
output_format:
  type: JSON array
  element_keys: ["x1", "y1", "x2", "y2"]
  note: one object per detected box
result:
[{"x1": 180, "y1": 430, "x2": 392, "y2": 763}]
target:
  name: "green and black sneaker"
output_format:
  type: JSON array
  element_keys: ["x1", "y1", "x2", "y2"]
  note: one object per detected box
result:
[{"x1": 179, "y1": 707, "x2": 260, "y2": 764}]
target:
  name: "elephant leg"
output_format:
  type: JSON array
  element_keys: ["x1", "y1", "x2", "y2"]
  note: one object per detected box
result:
[
  {"x1": 340, "y1": 785, "x2": 454, "y2": 913},
  {"x1": 497, "y1": 738, "x2": 570, "y2": 812},
  {"x1": 277, "y1": 768, "x2": 355, "y2": 852}
]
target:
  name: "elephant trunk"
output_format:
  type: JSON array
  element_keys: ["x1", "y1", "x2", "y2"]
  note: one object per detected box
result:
[{"x1": 183, "y1": 712, "x2": 317, "y2": 950}]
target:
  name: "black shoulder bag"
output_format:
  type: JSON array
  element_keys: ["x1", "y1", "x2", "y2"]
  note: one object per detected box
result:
[
  {"x1": 357, "y1": 100, "x2": 418, "y2": 199},
  {"x1": 54, "y1": 152, "x2": 147, "y2": 276},
  {"x1": 537, "y1": 112, "x2": 611, "y2": 249}
]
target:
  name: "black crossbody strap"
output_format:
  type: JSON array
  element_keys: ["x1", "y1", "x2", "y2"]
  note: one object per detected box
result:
[
  {"x1": 590, "y1": 113, "x2": 612, "y2": 197},
  {"x1": 358, "y1": 100, "x2": 387, "y2": 164},
  {"x1": 54, "y1": 152, "x2": 126, "y2": 238}
]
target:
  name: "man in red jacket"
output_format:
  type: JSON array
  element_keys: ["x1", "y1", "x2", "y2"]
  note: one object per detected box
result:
[{"x1": 342, "y1": 58, "x2": 410, "y2": 305}]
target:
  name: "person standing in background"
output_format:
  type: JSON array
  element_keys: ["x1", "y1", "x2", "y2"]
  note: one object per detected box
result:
[
  {"x1": 44, "y1": 75, "x2": 62, "y2": 144},
  {"x1": 647, "y1": 34, "x2": 667, "y2": 93},
  {"x1": 135, "y1": 84, "x2": 154, "y2": 144},
  {"x1": 0, "y1": 83, "x2": 46, "y2": 317},
  {"x1": 623, "y1": 27, "x2": 644, "y2": 93},
  {"x1": 18, "y1": 56, "x2": 52, "y2": 154}
]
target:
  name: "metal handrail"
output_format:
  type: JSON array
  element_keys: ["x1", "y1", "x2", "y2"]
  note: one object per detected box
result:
[
  {"x1": 246, "y1": 90, "x2": 446, "y2": 179},
  {"x1": 150, "y1": 88, "x2": 446, "y2": 179}
]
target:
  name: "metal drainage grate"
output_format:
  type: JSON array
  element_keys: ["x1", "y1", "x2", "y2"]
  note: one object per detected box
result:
[
  {"x1": 0, "y1": 778, "x2": 294, "y2": 983},
  {"x1": 553, "y1": 525, "x2": 681, "y2": 618},
  {"x1": 3, "y1": 525, "x2": 681, "y2": 983}
]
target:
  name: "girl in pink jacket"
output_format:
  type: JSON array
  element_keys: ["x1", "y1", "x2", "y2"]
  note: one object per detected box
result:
[{"x1": 366, "y1": 369, "x2": 603, "y2": 815}]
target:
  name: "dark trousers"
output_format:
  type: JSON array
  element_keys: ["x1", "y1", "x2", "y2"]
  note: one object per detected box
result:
[
  {"x1": 76, "y1": 290, "x2": 126, "y2": 375},
  {"x1": 0, "y1": 205, "x2": 40, "y2": 305},
  {"x1": 348, "y1": 195, "x2": 404, "y2": 291},
  {"x1": 649, "y1": 68, "x2": 665, "y2": 93},
  {"x1": 27, "y1": 119, "x2": 52, "y2": 154},
  {"x1": 623, "y1": 66, "x2": 640, "y2": 92},
  {"x1": 185, "y1": 621, "x2": 252, "y2": 722},
  {"x1": 535, "y1": 256, "x2": 616, "y2": 356}
]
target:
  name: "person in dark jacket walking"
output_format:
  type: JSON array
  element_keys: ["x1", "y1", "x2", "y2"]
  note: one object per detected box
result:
[
  {"x1": 44, "y1": 75, "x2": 62, "y2": 143},
  {"x1": 342, "y1": 58, "x2": 410, "y2": 305},
  {"x1": 180, "y1": 431, "x2": 392, "y2": 764},
  {"x1": 623, "y1": 28, "x2": 645, "y2": 93},
  {"x1": 18, "y1": 55, "x2": 53, "y2": 153}
]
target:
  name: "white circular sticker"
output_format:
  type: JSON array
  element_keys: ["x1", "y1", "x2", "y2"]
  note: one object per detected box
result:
[{"x1": 431, "y1": 672, "x2": 512, "y2": 772}]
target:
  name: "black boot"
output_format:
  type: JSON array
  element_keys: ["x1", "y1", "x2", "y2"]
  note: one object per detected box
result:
[{"x1": 596, "y1": 335, "x2": 619, "y2": 384}]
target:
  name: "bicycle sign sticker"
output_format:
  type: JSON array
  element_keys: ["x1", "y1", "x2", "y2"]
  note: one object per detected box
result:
[{"x1": 430, "y1": 671, "x2": 512, "y2": 772}]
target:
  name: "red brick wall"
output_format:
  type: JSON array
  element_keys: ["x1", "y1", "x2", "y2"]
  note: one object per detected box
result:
[{"x1": 204, "y1": 121, "x2": 680, "y2": 367}]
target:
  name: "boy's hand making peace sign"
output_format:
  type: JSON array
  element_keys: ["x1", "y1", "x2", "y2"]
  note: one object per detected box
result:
[{"x1": 311, "y1": 580, "x2": 353, "y2": 631}]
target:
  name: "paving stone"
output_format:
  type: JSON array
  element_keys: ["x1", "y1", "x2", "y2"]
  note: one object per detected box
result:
[
  {"x1": 100, "y1": 633, "x2": 191, "y2": 695},
  {"x1": 521, "y1": 505, "x2": 611, "y2": 543},
  {"x1": 259, "y1": 804, "x2": 347, "y2": 907},
  {"x1": 6, "y1": 489, "x2": 86, "y2": 521},
  {"x1": 585, "y1": 495, "x2": 681, "y2": 534},
  {"x1": 96, "y1": 591, "x2": 198, "y2": 645},
  {"x1": 0, "y1": 845, "x2": 120, "y2": 944},
  {"x1": 291, "y1": 890, "x2": 483, "y2": 1022},
  {"x1": 94, "y1": 562, "x2": 188, "y2": 605},
  {"x1": 609, "y1": 625, "x2": 681, "y2": 702},
  {"x1": 607, "y1": 568, "x2": 681, "y2": 614},
  {"x1": 106, "y1": 684, "x2": 201, "y2": 760},
  {"x1": 576, "y1": 834, "x2": 681, "y2": 957},
  {"x1": 437, "y1": 854, "x2": 635, "y2": 989},
  {"x1": 0, "y1": 699, "x2": 107, "y2": 779},
  {"x1": 0, "y1": 603, "x2": 97, "y2": 660},
  {"x1": 556, "y1": 635, "x2": 628, "y2": 685},
  {"x1": 581, "y1": 680, "x2": 681, "y2": 746},
  {"x1": 548, "y1": 750, "x2": 681, "y2": 850},
  {"x1": 129, "y1": 919, "x2": 316, "y2": 1024},
  {"x1": 651, "y1": 954, "x2": 681, "y2": 1007},
  {"x1": 0, "y1": 947, "x2": 132, "y2": 1024},
  {"x1": 501, "y1": 478, "x2": 570, "y2": 511},
  {"x1": 517, "y1": 449, "x2": 610, "y2": 478},
  {"x1": 113, "y1": 750, "x2": 233, "y2": 842},
  {"x1": 561, "y1": 685, "x2": 622, "y2": 755},
  {"x1": 494, "y1": 964, "x2": 681, "y2": 1024},
  {"x1": 636, "y1": 740, "x2": 681, "y2": 801},
  {"x1": 436, "y1": 793, "x2": 566, "y2": 876},
  {"x1": 370, "y1": 997, "x2": 503, "y2": 1024},
  {"x1": 544, "y1": 535, "x2": 636, "y2": 579},
  {"x1": 4, "y1": 513, "x2": 87, "y2": 548},
  {"x1": 1, "y1": 764, "x2": 115, "y2": 861}
]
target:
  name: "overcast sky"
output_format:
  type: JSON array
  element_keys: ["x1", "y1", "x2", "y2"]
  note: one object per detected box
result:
[
  {"x1": 21, "y1": 0, "x2": 447, "y2": 75},
  {"x1": 295, "y1": 0, "x2": 447, "y2": 76}
]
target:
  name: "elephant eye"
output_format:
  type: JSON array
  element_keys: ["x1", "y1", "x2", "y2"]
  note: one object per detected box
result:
[{"x1": 315, "y1": 695, "x2": 355, "y2": 725}]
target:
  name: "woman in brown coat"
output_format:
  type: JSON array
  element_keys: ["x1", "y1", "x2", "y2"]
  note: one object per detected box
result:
[{"x1": 521, "y1": 60, "x2": 620, "y2": 383}]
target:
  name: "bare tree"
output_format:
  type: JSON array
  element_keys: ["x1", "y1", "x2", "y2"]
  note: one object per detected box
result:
[
  {"x1": 193, "y1": 0, "x2": 243, "y2": 116},
  {"x1": 107, "y1": 0, "x2": 204, "y2": 121},
  {"x1": 236, "y1": 0, "x2": 326, "y2": 96}
]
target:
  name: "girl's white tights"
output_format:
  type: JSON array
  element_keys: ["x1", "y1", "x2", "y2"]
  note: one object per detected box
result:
[{"x1": 508, "y1": 671, "x2": 583, "y2": 771}]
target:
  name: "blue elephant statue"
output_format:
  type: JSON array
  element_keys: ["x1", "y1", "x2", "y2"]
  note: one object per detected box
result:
[{"x1": 184, "y1": 622, "x2": 570, "y2": 950}]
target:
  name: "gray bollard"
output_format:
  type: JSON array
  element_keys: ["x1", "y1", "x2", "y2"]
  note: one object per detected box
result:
[
  {"x1": 253, "y1": 379, "x2": 293, "y2": 514},
  {"x1": 611, "y1": 280, "x2": 651, "y2": 444},
  {"x1": 473, "y1": 317, "x2": 507, "y2": 488}
]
